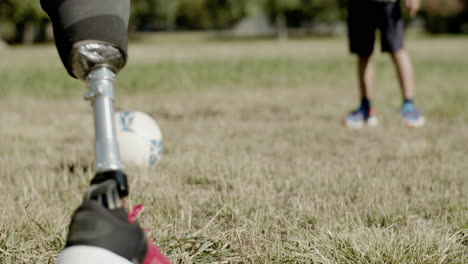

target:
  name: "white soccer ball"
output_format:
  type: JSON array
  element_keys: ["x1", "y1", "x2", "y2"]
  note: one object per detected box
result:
[{"x1": 114, "y1": 111, "x2": 163, "y2": 168}]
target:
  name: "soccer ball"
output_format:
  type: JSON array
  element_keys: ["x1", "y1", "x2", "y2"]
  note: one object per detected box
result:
[{"x1": 114, "y1": 111, "x2": 163, "y2": 168}]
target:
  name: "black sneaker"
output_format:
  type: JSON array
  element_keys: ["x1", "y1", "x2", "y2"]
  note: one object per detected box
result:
[
  {"x1": 56, "y1": 180, "x2": 171, "y2": 264},
  {"x1": 344, "y1": 107, "x2": 378, "y2": 128},
  {"x1": 56, "y1": 200, "x2": 147, "y2": 264}
]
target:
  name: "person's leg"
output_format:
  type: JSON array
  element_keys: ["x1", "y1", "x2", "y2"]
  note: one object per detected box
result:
[
  {"x1": 390, "y1": 50, "x2": 415, "y2": 101},
  {"x1": 41, "y1": 0, "x2": 171, "y2": 263},
  {"x1": 380, "y1": 0, "x2": 425, "y2": 127},
  {"x1": 358, "y1": 55, "x2": 374, "y2": 103},
  {"x1": 391, "y1": 50, "x2": 425, "y2": 127},
  {"x1": 345, "y1": 54, "x2": 378, "y2": 128},
  {"x1": 345, "y1": 1, "x2": 378, "y2": 128}
]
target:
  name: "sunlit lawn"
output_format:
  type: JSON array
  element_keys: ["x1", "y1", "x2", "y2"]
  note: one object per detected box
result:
[{"x1": 0, "y1": 34, "x2": 467, "y2": 263}]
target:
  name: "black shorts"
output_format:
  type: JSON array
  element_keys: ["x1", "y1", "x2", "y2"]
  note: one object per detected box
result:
[{"x1": 347, "y1": 0, "x2": 404, "y2": 55}]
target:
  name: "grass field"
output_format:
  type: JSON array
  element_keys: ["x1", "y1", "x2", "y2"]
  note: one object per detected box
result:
[{"x1": 0, "y1": 34, "x2": 467, "y2": 263}]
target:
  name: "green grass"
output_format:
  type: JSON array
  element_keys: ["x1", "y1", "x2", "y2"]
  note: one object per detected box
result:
[{"x1": 0, "y1": 35, "x2": 467, "y2": 263}]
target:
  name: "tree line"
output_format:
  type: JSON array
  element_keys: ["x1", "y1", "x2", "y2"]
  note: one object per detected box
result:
[{"x1": 0, "y1": 0, "x2": 467, "y2": 44}]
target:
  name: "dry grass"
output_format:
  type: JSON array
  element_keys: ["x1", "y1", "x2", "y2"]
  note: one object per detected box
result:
[{"x1": 0, "y1": 35, "x2": 467, "y2": 263}]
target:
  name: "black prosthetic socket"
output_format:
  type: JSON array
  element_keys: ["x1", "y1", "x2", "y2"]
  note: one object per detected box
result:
[{"x1": 40, "y1": 0, "x2": 130, "y2": 78}]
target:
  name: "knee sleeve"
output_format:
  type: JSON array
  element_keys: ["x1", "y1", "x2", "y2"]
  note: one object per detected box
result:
[{"x1": 41, "y1": 0, "x2": 130, "y2": 78}]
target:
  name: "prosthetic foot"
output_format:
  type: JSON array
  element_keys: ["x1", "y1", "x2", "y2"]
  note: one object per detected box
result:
[{"x1": 58, "y1": 189, "x2": 170, "y2": 264}]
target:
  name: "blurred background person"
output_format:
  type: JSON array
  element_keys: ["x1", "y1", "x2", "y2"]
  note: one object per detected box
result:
[{"x1": 344, "y1": 0, "x2": 426, "y2": 128}]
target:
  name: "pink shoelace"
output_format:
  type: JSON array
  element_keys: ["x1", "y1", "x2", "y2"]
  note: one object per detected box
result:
[{"x1": 128, "y1": 205, "x2": 172, "y2": 264}]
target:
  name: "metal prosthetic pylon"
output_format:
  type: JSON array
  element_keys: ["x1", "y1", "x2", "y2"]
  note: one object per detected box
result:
[{"x1": 71, "y1": 42, "x2": 129, "y2": 209}]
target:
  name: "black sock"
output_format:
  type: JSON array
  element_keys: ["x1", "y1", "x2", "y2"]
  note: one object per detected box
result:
[
  {"x1": 361, "y1": 97, "x2": 371, "y2": 112},
  {"x1": 403, "y1": 98, "x2": 414, "y2": 105}
]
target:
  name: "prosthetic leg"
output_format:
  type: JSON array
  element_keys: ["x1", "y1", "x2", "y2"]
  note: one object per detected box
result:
[
  {"x1": 41, "y1": 0, "x2": 170, "y2": 263},
  {"x1": 56, "y1": 42, "x2": 149, "y2": 264}
]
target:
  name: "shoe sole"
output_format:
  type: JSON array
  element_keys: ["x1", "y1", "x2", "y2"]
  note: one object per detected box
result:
[
  {"x1": 404, "y1": 117, "x2": 426, "y2": 128},
  {"x1": 56, "y1": 246, "x2": 132, "y2": 264},
  {"x1": 344, "y1": 116, "x2": 378, "y2": 128}
]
